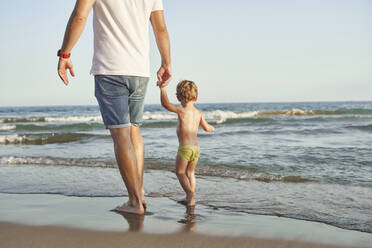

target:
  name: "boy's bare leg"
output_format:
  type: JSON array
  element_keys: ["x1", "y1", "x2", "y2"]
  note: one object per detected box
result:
[
  {"x1": 110, "y1": 128, "x2": 144, "y2": 215},
  {"x1": 186, "y1": 162, "x2": 197, "y2": 192},
  {"x1": 186, "y1": 162, "x2": 197, "y2": 206},
  {"x1": 175, "y1": 156, "x2": 195, "y2": 206},
  {"x1": 130, "y1": 126, "x2": 146, "y2": 207}
]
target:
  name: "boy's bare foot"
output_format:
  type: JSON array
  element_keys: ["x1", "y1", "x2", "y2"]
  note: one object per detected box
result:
[
  {"x1": 177, "y1": 198, "x2": 187, "y2": 205},
  {"x1": 187, "y1": 192, "x2": 195, "y2": 207},
  {"x1": 114, "y1": 201, "x2": 144, "y2": 215}
]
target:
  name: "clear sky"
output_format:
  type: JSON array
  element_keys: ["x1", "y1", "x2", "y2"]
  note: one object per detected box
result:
[{"x1": 0, "y1": 0, "x2": 371, "y2": 106}]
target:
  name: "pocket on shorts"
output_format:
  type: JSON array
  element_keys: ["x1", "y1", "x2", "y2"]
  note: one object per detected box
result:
[
  {"x1": 95, "y1": 75, "x2": 127, "y2": 97},
  {"x1": 129, "y1": 77, "x2": 149, "y2": 100}
]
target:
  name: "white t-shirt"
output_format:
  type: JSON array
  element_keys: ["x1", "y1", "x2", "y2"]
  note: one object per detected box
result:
[{"x1": 90, "y1": 0, "x2": 163, "y2": 77}]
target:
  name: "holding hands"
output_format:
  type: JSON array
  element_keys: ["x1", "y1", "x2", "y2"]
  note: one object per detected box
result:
[{"x1": 157, "y1": 64, "x2": 172, "y2": 88}]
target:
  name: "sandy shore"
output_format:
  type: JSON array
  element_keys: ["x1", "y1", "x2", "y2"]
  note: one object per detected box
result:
[
  {"x1": 0, "y1": 222, "x2": 347, "y2": 248},
  {"x1": 0, "y1": 193, "x2": 371, "y2": 248}
]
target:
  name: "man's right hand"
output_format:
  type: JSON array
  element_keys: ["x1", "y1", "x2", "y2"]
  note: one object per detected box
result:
[
  {"x1": 58, "y1": 58, "x2": 75, "y2": 86},
  {"x1": 157, "y1": 65, "x2": 172, "y2": 87}
]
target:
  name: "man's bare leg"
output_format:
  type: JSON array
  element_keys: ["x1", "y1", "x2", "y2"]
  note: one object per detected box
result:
[
  {"x1": 130, "y1": 126, "x2": 146, "y2": 207},
  {"x1": 110, "y1": 127, "x2": 144, "y2": 215}
]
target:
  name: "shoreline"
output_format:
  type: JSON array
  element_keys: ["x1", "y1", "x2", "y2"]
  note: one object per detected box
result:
[{"x1": 1, "y1": 193, "x2": 371, "y2": 247}]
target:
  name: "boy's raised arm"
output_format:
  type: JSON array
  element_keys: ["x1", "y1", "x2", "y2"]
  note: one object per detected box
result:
[
  {"x1": 200, "y1": 114, "x2": 215, "y2": 132},
  {"x1": 160, "y1": 87, "x2": 179, "y2": 113}
]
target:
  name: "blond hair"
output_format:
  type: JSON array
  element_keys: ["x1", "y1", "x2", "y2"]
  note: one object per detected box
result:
[{"x1": 176, "y1": 80, "x2": 198, "y2": 102}]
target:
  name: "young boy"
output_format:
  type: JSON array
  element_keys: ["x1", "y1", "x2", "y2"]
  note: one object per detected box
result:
[{"x1": 159, "y1": 80, "x2": 214, "y2": 206}]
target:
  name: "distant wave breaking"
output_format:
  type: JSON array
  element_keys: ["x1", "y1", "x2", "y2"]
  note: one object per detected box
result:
[
  {"x1": 0, "y1": 133, "x2": 107, "y2": 145},
  {"x1": 1, "y1": 108, "x2": 371, "y2": 125}
]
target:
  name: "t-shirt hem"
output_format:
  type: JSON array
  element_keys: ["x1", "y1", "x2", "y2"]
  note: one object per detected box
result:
[{"x1": 90, "y1": 70, "x2": 150, "y2": 78}]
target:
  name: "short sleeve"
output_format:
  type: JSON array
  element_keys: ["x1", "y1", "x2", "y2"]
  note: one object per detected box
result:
[{"x1": 152, "y1": 0, "x2": 163, "y2": 11}]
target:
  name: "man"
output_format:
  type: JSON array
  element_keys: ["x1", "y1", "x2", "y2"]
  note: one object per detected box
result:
[{"x1": 57, "y1": 0, "x2": 171, "y2": 215}]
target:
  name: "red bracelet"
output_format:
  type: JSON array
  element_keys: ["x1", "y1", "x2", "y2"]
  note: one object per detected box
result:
[{"x1": 57, "y1": 49, "x2": 71, "y2": 59}]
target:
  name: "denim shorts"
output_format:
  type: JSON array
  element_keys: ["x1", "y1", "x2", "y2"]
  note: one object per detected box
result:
[{"x1": 94, "y1": 75, "x2": 149, "y2": 128}]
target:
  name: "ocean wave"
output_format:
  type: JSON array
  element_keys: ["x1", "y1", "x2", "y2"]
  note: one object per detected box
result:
[
  {"x1": 14, "y1": 123, "x2": 104, "y2": 132},
  {"x1": 0, "y1": 125, "x2": 16, "y2": 130},
  {"x1": 143, "y1": 112, "x2": 177, "y2": 120},
  {"x1": 45, "y1": 116, "x2": 102, "y2": 122},
  {"x1": 0, "y1": 117, "x2": 46, "y2": 123},
  {"x1": 346, "y1": 124, "x2": 372, "y2": 132},
  {"x1": 300, "y1": 115, "x2": 372, "y2": 122},
  {"x1": 149, "y1": 163, "x2": 312, "y2": 183},
  {"x1": 1, "y1": 156, "x2": 115, "y2": 168},
  {"x1": 0, "y1": 156, "x2": 312, "y2": 183},
  {"x1": 0, "y1": 116, "x2": 103, "y2": 123},
  {"x1": 1, "y1": 108, "x2": 371, "y2": 125},
  {"x1": 204, "y1": 110, "x2": 259, "y2": 124},
  {"x1": 142, "y1": 121, "x2": 176, "y2": 128},
  {"x1": 0, "y1": 133, "x2": 106, "y2": 145}
]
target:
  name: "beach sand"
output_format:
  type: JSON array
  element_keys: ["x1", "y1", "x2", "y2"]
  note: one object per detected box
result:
[
  {"x1": 1, "y1": 222, "x2": 346, "y2": 248},
  {"x1": 1, "y1": 193, "x2": 371, "y2": 248}
]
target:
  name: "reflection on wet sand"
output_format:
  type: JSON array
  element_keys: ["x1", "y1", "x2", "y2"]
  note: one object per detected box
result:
[
  {"x1": 113, "y1": 211, "x2": 145, "y2": 232},
  {"x1": 178, "y1": 206, "x2": 196, "y2": 232},
  {"x1": 113, "y1": 205, "x2": 198, "y2": 233}
]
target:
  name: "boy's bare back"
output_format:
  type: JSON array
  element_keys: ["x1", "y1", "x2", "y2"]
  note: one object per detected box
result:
[{"x1": 176, "y1": 104, "x2": 202, "y2": 146}]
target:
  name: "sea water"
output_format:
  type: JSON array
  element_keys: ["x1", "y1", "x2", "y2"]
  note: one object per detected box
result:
[{"x1": 0, "y1": 102, "x2": 371, "y2": 233}]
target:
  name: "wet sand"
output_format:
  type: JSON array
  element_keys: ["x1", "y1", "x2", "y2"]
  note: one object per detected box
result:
[
  {"x1": 0, "y1": 193, "x2": 371, "y2": 248},
  {"x1": 0, "y1": 222, "x2": 347, "y2": 248}
]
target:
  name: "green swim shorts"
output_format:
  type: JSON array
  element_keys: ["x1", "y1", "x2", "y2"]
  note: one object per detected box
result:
[{"x1": 177, "y1": 145, "x2": 200, "y2": 163}]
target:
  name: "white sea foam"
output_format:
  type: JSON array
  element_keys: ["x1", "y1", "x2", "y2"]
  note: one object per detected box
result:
[
  {"x1": 0, "y1": 135, "x2": 25, "y2": 144},
  {"x1": 262, "y1": 109, "x2": 316, "y2": 116},
  {"x1": 143, "y1": 110, "x2": 260, "y2": 124},
  {"x1": 0, "y1": 125, "x2": 16, "y2": 130},
  {"x1": 204, "y1": 110, "x2": 259, "y2": 124},
  {"x1": 0, "y1": 156, "x2": 114, "y2": 168},
  {"x1": 45, "y1": 116, "x2": 103, "y2": 122},
  {"x1": 354, "y1": 115, "x2": 372, "y2": 119},
  {"x1": 143, "y1": 111, "x2": 177, "y2": 120},
  {"x1": 40, "y1": 109, "x2": 326, "y2": 124},
  {"x1": 40, "y1": 110, "x2": 262, "y2": 124},
  {"x1": 1, "y1": 109, "x2": 368, "y2": 125}
]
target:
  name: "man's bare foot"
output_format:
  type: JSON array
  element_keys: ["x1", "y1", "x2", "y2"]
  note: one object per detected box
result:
[
  {"x1": 187, "y1": 192, "x2": 195, "y2": 207},
  {"x1": 141, "y1": 189, "x2": 147, "y2": 209},
  {"x1": 114, "y1": 201, "x2": 144, "y2": 215}
]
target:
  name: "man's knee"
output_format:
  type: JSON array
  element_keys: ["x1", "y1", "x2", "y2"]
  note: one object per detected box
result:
[
  {"x1": 130, "y1": 126, "x2": 144, "y2": 145},
  {"x1": 110, "y1": 127, "x2": 131, "y2": 144},
  {"x1": 130, "y1": 125, "x2": 142, "y2": 137}
]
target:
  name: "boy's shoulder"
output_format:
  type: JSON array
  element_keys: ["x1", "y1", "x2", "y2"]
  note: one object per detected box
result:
[
  {"x1": 193, "y1": 107, "x2": 203, "y2": 119},
  {"x1": 178, "y1": 105, "x2": 202, "y2": 116}
]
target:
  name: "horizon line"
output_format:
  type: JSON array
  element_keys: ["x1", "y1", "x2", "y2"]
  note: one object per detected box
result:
[{"x1": 1, "y1": 99, "x2": 372, "y2": 108}]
